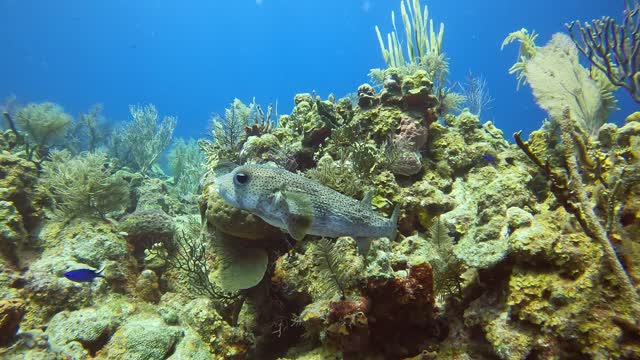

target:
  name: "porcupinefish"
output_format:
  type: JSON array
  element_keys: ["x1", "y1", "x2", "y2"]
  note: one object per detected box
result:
[
  {"x1": 214, "y1": 164, "x2": 400, "y2": 254},
  {"x1": 63, "y1": 268, "x2": 104, "y2": 282}
]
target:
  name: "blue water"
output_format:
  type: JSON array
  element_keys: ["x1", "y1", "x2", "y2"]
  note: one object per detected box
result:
[{"x1": 0, "y1": 0, "x2": 633, "y2": 140}]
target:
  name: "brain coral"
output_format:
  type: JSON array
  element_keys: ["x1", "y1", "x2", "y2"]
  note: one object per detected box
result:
[{"x1": 118, "y1": 209, "x2": 176, "y2": 253}]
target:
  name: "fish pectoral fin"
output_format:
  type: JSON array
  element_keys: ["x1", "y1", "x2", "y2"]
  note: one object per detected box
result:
[
  {"x1": 276, "y1": 190, "x2": 312, "y2": 215},
  {"x1": 274, "y1": 190, "x2": 313, "y2": 240},
  {"x1": 355, "y1": 237, "x2": 373, "y2": 256},
  {"x1": 285, "y1": 214, "x2": 311, "y2": 241},
  {"x1": 361, "y1": 190, "x2": 375, "y2": 208}
]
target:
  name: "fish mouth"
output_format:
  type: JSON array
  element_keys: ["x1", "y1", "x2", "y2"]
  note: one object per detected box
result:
[{"x1": 214, "y1": 174, "x2": 242, "y2": 209}]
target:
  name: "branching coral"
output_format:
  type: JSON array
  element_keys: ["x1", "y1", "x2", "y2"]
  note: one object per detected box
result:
[
  {"x1": 68, "y1": 104, "x2": 111, "y2": 153},
  {"x1": 111, "y1": 104, "x2": 176, "y2": 174},
  {"x1": 155, "y1": 217, "x2": 236, "y2": 301},
  {"x1": 38, "y1": 150, "x2": 130, "y2": 220},
  {"x1": 501, "y1": 28, "x2": 539, "y2": 89},
  {"x1": 566, "y1": 0, "x2": 640, "y2": 102},
  {"x1": 245, "y1": 101, "x2": 276, "y2": 136},
  {"x1": 428, "y1": 217, "x2": 464, "y2": 299},
  {"x1": 199, "y1": 99, "x2": 254, "y2": 165},
  {"x1": 375, "y1": 0, "x2": 444, "y2": 67},
  {"x1": 9, "y1": 102, "x2": 72, "y2": 162},
  {"x1": 308, "y1": 238, "x2": 353, "y2": 299},
  {"x1": 167, "y1": 138, "x2": 205, "y2": 197},
  {"x1": 462, "y1": 72, "x2": 494, "y2": 117},
  {"x1": 371, "y1": 0, "x2": 460, "y2": 117}
]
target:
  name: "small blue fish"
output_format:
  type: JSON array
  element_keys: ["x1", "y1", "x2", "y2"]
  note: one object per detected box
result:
[
  {"x1": 63, "y1": 268, "x2": 104, "y2": 282},
  {"x1": 482, "y1": 154, "x2": 496, "y2": 164}
]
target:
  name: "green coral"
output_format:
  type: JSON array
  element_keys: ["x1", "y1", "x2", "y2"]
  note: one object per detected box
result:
[
  {"x1": 374, "y1": 0, "x2": 444, "y2": 67},
  {"x1": 305, "y1": 154, "x2": 363, "y2": 198},
  {"x1": 167, "y1": 138, "x2": 205, "y2": 197},
  {"x1": 199, "y1": 98, "x2": 254, "y2": 165},
  {"x1": 14, "y1": 102, "x2": 72, "y2": 160},
  {"x1": 102, "y1": 314, "x2": 183, "y2": 360},
  {"x1": 38, "y1": 150, "x2": 130, "y2": 220},
  {"x1": 278, "y1": 94, "x2": 343, "y2": 149},
  {"x1": 111, "y1": 104, "x2": 176, "y2": 173},
  {"x1": 308, "y1": 238, "x2": 354, "y2": 299},
  {"x1": 427, "y1": 217, "x2": 464, "y2": 299},
  {"x1": 501, "y1": 28, "x2": 539, "y2": 89}
]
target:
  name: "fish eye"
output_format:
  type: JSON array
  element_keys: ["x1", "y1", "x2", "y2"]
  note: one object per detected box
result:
[{"x1": 234, "y1": 173, "x2": 249, "y2": 185}]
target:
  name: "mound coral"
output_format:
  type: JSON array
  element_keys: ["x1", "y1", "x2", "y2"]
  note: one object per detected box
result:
[{"x1": 118, "y1": 209, "x2": 175, "y2": 254}]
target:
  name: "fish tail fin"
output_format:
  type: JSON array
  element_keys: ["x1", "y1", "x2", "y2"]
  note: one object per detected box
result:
[
  {"x1": 389, "y1": 204, "x2": 400, "y2": 240},
  {"x1": 96, "y1": 266, "x2": 105, "y2": 275}
]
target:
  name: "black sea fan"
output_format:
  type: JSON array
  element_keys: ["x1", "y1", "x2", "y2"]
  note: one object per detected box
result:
[{"x1": 310, "y1": 238, "x2": 349, "y2": 300}]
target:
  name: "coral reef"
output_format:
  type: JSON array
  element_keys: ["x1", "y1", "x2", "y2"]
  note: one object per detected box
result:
[
  {"x1": 118, "y1": 209, "x2": 176, "y2": 254},
  {"x1": 13, "y1": 102, "x2": 72, "y2": 159},
  {"x1": 100, "y1": 314, "x2": 183, "y2": 360},
  {"x1": 0, "y1": 151, "x2": 41, "y2": 232},
  {"x1": 67, "y1": 104, "x2": 111, "y2": 153},
  {"x1": 111, "y1": 104, "x2": 176, "y2": 174},
  {"x1": 566, "y1": 0, "x2": 640, "y2": 102},
  {"x1": 167, "y1": 138, "x2": 205, "y2": 199},
  {"x1": 525, "y1": 33, "x2": 612, "y2": 136},
  {"x1": 0, "y1": 298, "x2": 26, "y2": 346},
  {"x1": 2, "y1": 3, "x2": 640, "y2": 358},
  {"x1": 38, "y1": 150, "x2": 131, "y2": 220}
]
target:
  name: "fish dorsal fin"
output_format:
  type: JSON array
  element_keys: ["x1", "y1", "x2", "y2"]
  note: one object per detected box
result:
[
  {"x1": 274, "y1": 190, "x2": 313, "y2": 241},
  {"x1": 361, "y1": 190, "x2": 375, "y2": 208},
  {"x1": 388, "y1": 204, "x2": 401, "y2": 240}
]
